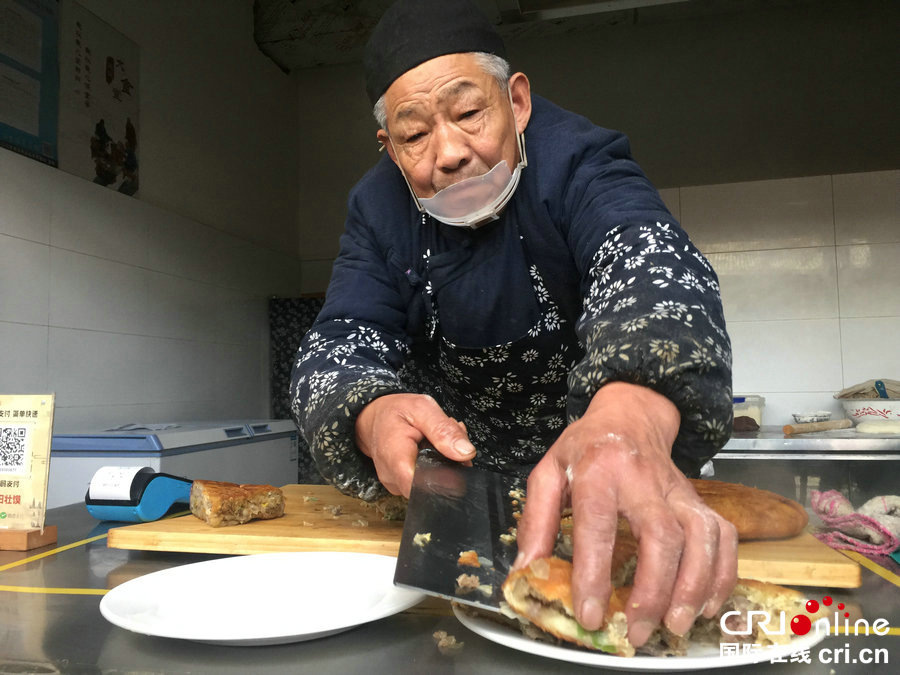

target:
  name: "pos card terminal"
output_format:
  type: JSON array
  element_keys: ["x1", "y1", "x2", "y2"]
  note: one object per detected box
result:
[{"x1": 85, "y1": 466, "x2": 193, "y2": 522}]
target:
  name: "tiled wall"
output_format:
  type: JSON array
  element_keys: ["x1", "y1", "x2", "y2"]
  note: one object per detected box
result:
[
  {"x1": 661, "y1": 169, "x2": 899, "y2": 427},
  {"x1": 0, "y1": 149, "x2": 302, "y2": 432}
]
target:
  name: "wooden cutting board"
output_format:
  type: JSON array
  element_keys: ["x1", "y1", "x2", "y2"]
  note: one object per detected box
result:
[
  {"x1": 107, "y1": 484, "x2": 405, "y2": 557},
  {"x1": 107, "y1": 484, "x2": 861, "y2": 588},
  {"x1": 738, "y1": 532, "x2": 860, "y2": 587}
]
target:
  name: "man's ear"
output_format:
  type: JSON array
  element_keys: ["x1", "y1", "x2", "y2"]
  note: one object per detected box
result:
[
  {"x1": 376, "y1": 129, "x2": 399, "y2": 165},
  {"x1": 508, "y1": 72, "x2": 532, "y2": 135}
]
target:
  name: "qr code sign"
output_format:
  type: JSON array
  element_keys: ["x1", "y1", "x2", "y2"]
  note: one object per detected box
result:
[{"x1": 0, "y1": 426, "x2": 28, "y2": 473}]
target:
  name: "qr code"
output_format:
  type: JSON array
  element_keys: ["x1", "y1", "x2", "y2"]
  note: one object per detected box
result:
[{"x1": 0, "y1": 426, "x2": 28, "y2": 473}]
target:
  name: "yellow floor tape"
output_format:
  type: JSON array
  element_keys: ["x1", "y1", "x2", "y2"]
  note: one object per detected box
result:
[
  {"x1": 0, "y1": 533, "x2": 108, "y2": 573},
  {"x1": 840, "y1": 549, "x2": 900, "y2": 588},
  {"x1": 0, "y1": 584, "x2": 107, "y2": 595}
]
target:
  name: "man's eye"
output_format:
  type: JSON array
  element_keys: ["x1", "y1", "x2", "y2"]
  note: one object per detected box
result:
[
  {"x1": 459, "y1": 109, "x2": 479, "y2": 120},
  {"x1": 406, "y1": 132, "x2": 425, "y2": 143}
]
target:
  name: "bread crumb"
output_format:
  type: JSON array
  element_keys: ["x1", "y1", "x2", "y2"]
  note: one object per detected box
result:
[
  {"x1": 324, "y1": 504, "x2": 343, "y2": 517},
  {"x1": 352, "y1": 518, "x2": 369, "y2": 527},
  {"x1": 413, "y1": 532, "x2": 431, "y2": 548},
  {"x1": 303, "y1": 495, "x2": 318, "y2": 502},
  {"x1": 508, "y1": 489, "x2": 525, "y2": 500},
  {"x1": 455, "y1": 573, "x2": 480, "y2": 595},
  {"x1": 457, "y1": 549, "x2": 480, "y2": 567},
  {"x1": 302, "y1": 521, "x2": 314, "y2": 527},
  {"x1": 499, "y1": 528, "x2": 517, "y2": 545},
  {"x1": 373, "y1": 494, "x2": 408, "y2": 520},
  {"x1": 477, "y1": 584, "x2": 493, "y2": 597},
  {"x1": 433, "y1": 630, "x2": 464, "y2": 655}
]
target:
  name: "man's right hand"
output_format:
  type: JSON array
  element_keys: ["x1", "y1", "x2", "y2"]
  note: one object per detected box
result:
[{"x1": 354, "y1": 393, "x2": 476, "y2": 496}]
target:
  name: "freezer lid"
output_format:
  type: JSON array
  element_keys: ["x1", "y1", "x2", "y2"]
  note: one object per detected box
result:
[
  {"x1": 52, "y1": 421, "x2": 254, "y2": 453},
  {"x1": 245, "y1": 419, "x2": 296, "y2": 437}
]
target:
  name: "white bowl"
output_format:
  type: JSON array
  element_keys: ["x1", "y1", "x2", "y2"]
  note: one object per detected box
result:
[
  {"x1": 792, "y1": 411, "x2": 832, "y2": 424},
  {"x1": 839, "y1": 399, "x2": 900, "y2": 425}
]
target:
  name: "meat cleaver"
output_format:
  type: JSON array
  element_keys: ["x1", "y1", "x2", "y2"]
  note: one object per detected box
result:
[{"x1": 393, "y1": 448, "x2": 525, "y2": 612}]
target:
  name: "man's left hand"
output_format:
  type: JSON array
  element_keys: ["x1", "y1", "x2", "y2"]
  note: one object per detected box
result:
[{"x1": 514, "y1": 381, "x2": 738, "y2": 648}]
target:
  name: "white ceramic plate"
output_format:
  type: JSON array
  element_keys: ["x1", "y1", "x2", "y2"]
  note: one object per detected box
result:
[
  {"x1": 100, "y1": 552, "x2": 424, "y2": 645},
  {"x1": 453, "y1": 605, "x2": 826, "y2": 671}
]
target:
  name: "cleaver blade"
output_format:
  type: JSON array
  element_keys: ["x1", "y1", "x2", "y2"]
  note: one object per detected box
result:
[{"x1": 393, "y1": 448, "x2": 525, "y2": 612}]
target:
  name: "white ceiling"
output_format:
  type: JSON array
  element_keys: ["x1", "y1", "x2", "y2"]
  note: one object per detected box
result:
[{"x1": 253, "y1": 0, "x2": 821, "y2": 72}]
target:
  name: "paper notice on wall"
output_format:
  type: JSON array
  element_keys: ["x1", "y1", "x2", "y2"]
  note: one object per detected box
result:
[
  {"x1": 0, "y1": 0, "x2": 59, "y2": 166},
  {"x1": 58, "y1": 0, "x2": 139, "y2": 195},
  {"x1": 0, "y1": 394, "x2": 55, "y2": 530}
]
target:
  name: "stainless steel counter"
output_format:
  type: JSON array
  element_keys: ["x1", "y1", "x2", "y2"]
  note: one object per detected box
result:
[
  {"x1": 714, "y1": 426, "x2": 900, "y2": 504},
  {"x1": 1, "y1": 502, "x2": 898, "y2": 674},
  {"x1": 723, "y1": 426, "x2": 900, "y2": 456}
]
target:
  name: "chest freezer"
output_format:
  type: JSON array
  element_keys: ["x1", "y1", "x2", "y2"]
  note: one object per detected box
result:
[{"x1": 48, "y1": 420, "x2": 299, "y2": 509}]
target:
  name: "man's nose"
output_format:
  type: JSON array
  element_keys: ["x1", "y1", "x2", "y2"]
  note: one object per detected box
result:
[{"x1": 432, "y1": 123, "x2": 469, "y2": 172}]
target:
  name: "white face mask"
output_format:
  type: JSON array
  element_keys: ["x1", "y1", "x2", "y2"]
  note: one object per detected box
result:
[{"x1": 391, "y1": 89, "x2": 528, "y2": 228}]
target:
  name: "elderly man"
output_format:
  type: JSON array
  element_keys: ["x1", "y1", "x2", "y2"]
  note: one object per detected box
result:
[{"x1": 290, "y1": 0, "x2": 736, "y2": 648}]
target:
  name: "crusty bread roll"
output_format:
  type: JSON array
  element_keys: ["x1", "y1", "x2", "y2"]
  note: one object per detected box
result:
[
  {"x1": 190, "y1": 480, "x2": 285, "y2": 527},
  {"x1": 502, "y1": 557, "x2": 819, "y2": 657},
  {"x1": 502, "y1": 557, "x2": 634, "y2": 656},
  {"x1": 688, "y1": 478, "x2": 808, "y2": 540},
  {"x1": 559, "y1": 479, "x2": 808, "y2": 544}
]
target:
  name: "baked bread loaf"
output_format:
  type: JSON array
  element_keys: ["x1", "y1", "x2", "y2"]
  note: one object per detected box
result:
[
  {"x1": 190, "y1": 480, "x2": 285, "y2": 527},
  {"x1": 688, "y1": 478, "x2": 808, "y2": 540},
  {"x1": 559, "y1": 479, "x2": 807, "y2": 544},
  {"x1": 502, "y1": 557, "x2": 820, "y2": 657}
]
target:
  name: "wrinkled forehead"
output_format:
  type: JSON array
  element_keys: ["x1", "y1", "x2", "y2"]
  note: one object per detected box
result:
[{"x1": 384, "y1": 54, "x2": 502, "y2": 122}]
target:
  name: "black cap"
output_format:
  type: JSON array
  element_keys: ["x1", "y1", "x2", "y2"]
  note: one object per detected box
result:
[{"x1": 364, "y1": 0, "x2": 507, "y2": 106}]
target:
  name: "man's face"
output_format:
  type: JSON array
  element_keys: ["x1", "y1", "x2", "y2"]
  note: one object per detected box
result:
[{"x1": 377, "y1": 53, "x2": 529, "y2": 199}]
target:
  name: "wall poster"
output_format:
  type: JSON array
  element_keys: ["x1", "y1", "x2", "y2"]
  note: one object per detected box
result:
[
  {"x1": 0, "y1": 0, "x2": 60, "y2": 166},
  {"x1": 58, "y1": 0, "x2": 139, "y2": 195}
]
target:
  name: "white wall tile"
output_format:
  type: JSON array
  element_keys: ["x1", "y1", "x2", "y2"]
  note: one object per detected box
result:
[
  {"x1": 658, "y1": 187, "x2": 680, "y2": 222},
  {"x1": 267, "y1": 252, "x2": 304, "y2": 298},
  {"x1": 836, "y1": 243, "x2": 900, "y2": 318},
  {"x1": 833, "y1": 170, "x2": 900, "y2": 245},
  {"x1": 299, "y1": 258, "x2": 334, "y2": 295},
  {"x1": 50, "y1": 176, "x2": 149, "y2": 266},
  {"x1": 711, "y1": 247, "x2": 838, "y2": 322},
  {"x1": 146, "y1": 209, "x2": 223, "y2": 284},
  {"x1": 0, "y1": 149, "x2": 53, "y2": 243},
  {"x1": 0, "y1": 235, "x2": 50, "y2": 325},
  {"x1": 142, "y1": 400, "x2": 222, "y2": 424},
  {"x1": 214, "y1": 342, "x2": 267, "y2": 417},
  {"x1": 216, "y1": 288, "x2": 267, "y2": 345},
  {"x1": 840, "y1": 317, "x2": 900, "y2": 387},
  {"x1": 48, "y1": 328, "x2": 153, "y2": 407},
  {"x1": 143, "y1": 337, "x2": 218, "y2": 405},
  {"x1": 680, "y1": 176, "x2": 834, "y2": 253},
  {"x1": 235, "y1": 244, "x2": 298, "y2": 297},
  {"x1": 212, "y1": 231, "x2": 260, "y2": 292},
  {"x1": 144, "y1": 272, "x2": 220, "y2": 342},
  {"x1": 49, "y1": 248, "x2": 151, "y2": 334},
  {"x1": 728, "y1": 319, "x2": 843, "y2": 393},
  {"x1": 52, "y1": 403, "x2": 149, "y2": 434},
  {"x1": 0, "y1": 322, "x2": 48, "y2": 393}
]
